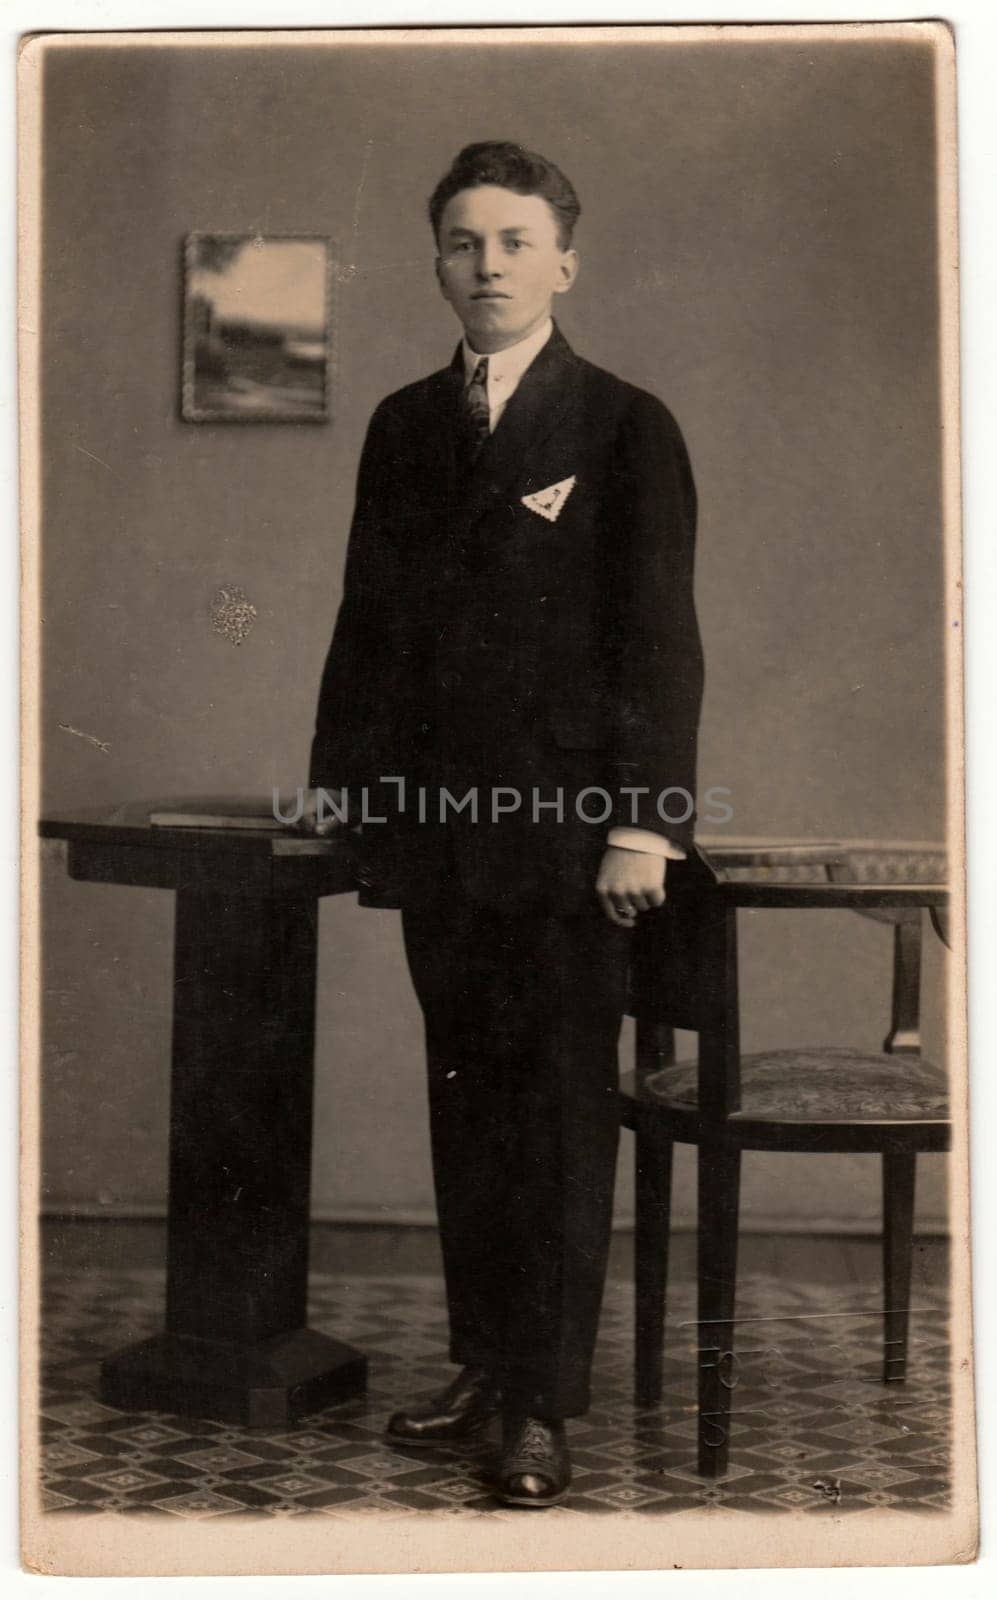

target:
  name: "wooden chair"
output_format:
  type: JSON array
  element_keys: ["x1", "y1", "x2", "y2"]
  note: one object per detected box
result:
[{"x1": 620, "y1": 841, "x2": 951, "y2": 1479}]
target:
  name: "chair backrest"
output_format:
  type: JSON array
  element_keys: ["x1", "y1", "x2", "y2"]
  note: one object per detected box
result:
[
  {"x1": 832, "y1": 847, "x2": 945, "y2": 1059},
  {"x1": 628, "y1": 841, "x2": 946, "y2": 1123}
]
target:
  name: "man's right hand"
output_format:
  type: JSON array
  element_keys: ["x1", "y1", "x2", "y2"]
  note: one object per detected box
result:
[{"x1": 301, "y1": 787, "x2": 347, "y2": 837}]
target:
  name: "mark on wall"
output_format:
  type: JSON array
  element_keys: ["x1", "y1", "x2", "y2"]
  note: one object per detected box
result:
[
  {"x1": 72, "y1": 442, "x2": 123, "y2": 481},
  {"x1": 210, "y1": 585, "x2": 258, "y2": 646},
  {"x1": 58, "y1": 723, "x2": 110, "y2": 753}
]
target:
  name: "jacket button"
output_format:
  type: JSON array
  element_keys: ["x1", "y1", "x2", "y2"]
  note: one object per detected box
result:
[{"x1": 440, "y1": 670, "x2": 462, "y2": 689}]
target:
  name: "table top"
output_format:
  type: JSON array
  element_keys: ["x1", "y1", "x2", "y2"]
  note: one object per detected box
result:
[
  {"x1": 39, "y1": 800, "x2": 359, "y2": 898},
  {"x1": 39, "y1": 799, "x2": 344, "y2": 857}
]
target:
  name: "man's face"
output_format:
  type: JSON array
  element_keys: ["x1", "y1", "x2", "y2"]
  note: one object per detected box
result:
[{"x1": 435, "y1": 184, "x2": 578, "y2": 353}]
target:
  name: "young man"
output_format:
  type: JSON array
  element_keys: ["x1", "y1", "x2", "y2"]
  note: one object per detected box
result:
[{"x1": 307, "y1": 142, "x2": 703, "y2": 1507}]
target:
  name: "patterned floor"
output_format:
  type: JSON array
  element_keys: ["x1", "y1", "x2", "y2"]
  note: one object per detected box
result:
[{"x1": 38, "y1": 1264, "x2": 951, "y2": 1519}]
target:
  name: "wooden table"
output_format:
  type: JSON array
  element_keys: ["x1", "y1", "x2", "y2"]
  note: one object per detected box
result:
[{"x1": 40, "y1": 805, "x2": 365, "y2": 1426}]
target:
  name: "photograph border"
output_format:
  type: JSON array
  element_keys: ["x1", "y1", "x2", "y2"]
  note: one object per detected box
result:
[{"x1": 16, "y1": 17, "x2": 976, "y2": 1581}]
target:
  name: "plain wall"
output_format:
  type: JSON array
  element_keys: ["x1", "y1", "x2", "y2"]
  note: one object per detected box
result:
[{"x1": 38, "y1": 34, "x2": 950, "y2": 1230}]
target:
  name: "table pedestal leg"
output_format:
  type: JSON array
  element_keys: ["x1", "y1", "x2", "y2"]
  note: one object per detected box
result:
[{"x1": 101, "y1": 889, "x2": 367, "y2": 1425}]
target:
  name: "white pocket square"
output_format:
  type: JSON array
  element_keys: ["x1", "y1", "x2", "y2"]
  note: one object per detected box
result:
[{"x1": 521, "y1": 476, "x2": 576, "y2": 523}]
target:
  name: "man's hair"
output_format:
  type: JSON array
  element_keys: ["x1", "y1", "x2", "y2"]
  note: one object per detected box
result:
[{"x1": 429, "y1": 141, "x2": 581, "y2": 250}]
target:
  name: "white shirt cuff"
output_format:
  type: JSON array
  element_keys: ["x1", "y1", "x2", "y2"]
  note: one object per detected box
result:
[{"x1": 607, "y1": 827, "x2": 686, "y2": 860}]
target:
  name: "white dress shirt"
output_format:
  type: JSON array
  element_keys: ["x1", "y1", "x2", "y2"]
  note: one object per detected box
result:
[
  {"x1": 461, "y1": 318, "x2": 556, "y2": 432},
  {"x1": 462, "y1": 321, "x2": 685, "y2": 863}
]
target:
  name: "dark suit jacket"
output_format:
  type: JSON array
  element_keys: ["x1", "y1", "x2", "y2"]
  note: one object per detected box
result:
[{"x1": 309, "y1": 323, "x2": 704, "y2": 912}]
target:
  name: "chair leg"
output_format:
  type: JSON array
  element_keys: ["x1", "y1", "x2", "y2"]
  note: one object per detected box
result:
[
  {"x1": 697, "y1": 1145, "x2": 741, "y2": 1478},
  {"x1": 882, "y1": 1152, "x2": 917, "y2": 1383},
  {"x1": 634, "y1": 1121, "x2": 673, "y2": 1407}
]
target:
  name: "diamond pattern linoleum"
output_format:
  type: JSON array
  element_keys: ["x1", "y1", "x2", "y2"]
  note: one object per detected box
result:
[{"x1": 38, "y1": 1259, "x2": 950, "y2": 1519}]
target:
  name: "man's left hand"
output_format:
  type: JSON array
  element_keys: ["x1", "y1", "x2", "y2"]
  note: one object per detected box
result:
[{"x1": 596, "y1": 846, "x2": 667, "y2": 927}]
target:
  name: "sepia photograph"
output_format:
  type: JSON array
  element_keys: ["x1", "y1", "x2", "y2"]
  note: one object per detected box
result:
[{"x1": 19, "y1": 20, "x2": 973, "y2": 1578}]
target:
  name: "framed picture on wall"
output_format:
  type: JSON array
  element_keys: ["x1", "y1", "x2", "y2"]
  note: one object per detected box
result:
[{"x1": 182, "y1": 233, "x2": 331, "y2": 421}]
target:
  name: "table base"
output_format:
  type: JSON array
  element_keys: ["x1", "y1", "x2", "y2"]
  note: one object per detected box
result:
[{"x1": 100, "y1": 1327, "x2": 368, "y2": 1428}]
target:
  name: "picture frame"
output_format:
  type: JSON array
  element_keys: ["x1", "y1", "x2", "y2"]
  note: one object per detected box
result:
[{"x1": 181, "y1": 232, "x2": 332, "y2": 422}]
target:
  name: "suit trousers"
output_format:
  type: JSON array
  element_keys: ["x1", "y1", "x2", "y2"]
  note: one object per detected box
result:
[{"x1": 400, "y1": 876, "x2": 632, "y2": 1420}]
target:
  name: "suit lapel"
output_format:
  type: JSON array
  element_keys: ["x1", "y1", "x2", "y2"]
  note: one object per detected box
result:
[{"x1": 458, "y1": 324, "x2": 585, "y2": 523}]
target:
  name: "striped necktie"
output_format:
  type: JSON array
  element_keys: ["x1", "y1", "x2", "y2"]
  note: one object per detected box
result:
[{"x1": 463, "y1": 356, "x2": 491, "y2": 455}]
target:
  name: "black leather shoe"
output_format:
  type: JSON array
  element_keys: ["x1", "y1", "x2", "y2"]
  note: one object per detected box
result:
[
  {"x1": 386, "y1": 1366, "x2": 500, "y2": 1446},
  {"x1": 497, "y1": 1412, "x2": 571, "y2": 1507}
]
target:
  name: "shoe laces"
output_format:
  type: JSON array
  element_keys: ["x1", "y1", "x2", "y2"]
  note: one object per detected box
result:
[{"x1": 512, "y1": 1416, "x2": 556, "y2": 1462}]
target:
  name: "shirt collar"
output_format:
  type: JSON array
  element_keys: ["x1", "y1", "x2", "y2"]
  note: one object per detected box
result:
[{"x1": 461, "y1": 318, "x2": 554, "y2": 390}]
